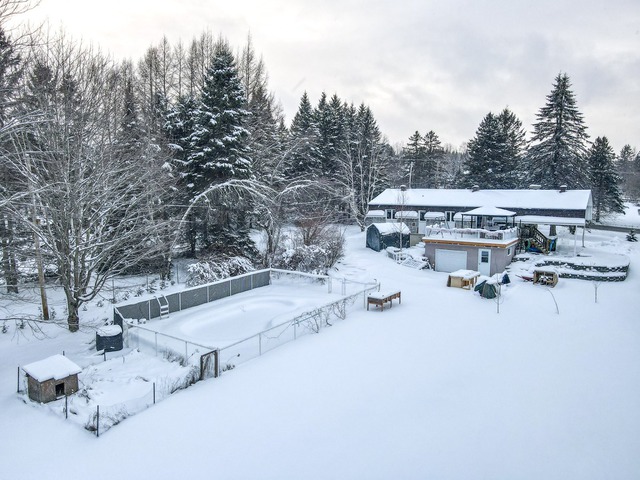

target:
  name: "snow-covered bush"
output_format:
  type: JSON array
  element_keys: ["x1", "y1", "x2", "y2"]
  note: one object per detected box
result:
[
  {"x1": 270, "y1": 226, "x2": 345, "y2": 274},
  {"x1": 185, "y1": 256, "x2": 255, "y2": 287}
]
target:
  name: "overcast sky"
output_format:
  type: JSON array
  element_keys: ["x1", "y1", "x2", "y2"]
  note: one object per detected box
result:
[{"x1": 21, "y1": 0, "x2": 640, "y2": 151}]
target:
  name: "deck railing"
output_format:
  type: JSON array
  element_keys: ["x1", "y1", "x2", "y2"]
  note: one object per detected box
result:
[{"x1": 424, "y1": 227, "x2": 519, "y2": 242}]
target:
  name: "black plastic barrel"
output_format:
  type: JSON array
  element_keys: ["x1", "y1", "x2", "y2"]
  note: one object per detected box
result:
[{"x1": 96, "y1": 325, "x2": 123, "y2": 352}]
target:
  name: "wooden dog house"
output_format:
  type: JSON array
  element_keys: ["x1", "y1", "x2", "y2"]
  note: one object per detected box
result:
[{"x1": 23, "y1": 354, "x2": 82, "y2": 403}]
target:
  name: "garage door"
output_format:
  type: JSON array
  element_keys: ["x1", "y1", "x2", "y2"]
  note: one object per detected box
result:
[{"x1": 435, "y1": 249, "x2": 467, "y2": 273}]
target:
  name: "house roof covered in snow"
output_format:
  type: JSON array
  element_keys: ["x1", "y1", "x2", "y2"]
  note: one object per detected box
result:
[
  {"x1": 23, "y1": 354, "x2": 82, "y2": 382},
  {"x1": 369, "y1": 188, "x2": 592, "y2": 211},
  {"x1": 515, "y1": 215, "x2": 586, "y2": 226}
]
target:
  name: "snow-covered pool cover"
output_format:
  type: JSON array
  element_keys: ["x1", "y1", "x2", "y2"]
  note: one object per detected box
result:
[
  {"x1": 22, "y1": 354, "x2": 82, "y2": 382},
  {"x1": 139, "y1": 283, "x2": 343, "y2": 347}
]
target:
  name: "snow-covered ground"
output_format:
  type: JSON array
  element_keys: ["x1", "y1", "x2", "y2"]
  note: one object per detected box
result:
[
  {"x1": 598, "y1": 201, "x2": 640, "y2": 228},
  {"x1": 1, "y1": 221, "x2": 640, "y2": 479}
]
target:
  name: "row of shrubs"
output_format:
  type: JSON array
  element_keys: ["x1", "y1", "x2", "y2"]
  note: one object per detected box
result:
[{"x1": 185, "y1": 226, "x2": 346, "y2": 287}]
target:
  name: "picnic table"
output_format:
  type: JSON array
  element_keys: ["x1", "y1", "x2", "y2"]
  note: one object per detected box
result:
[{"x1": 367, "y1": 291, "x2": 401, "y2": 311}]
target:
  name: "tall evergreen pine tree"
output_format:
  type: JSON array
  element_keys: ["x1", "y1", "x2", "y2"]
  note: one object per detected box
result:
[
  {"x1": 185, "y1": 40, "x2": 251, "y2": 192},
  {"x1": 462, "y1": 108, "x2": 527, "y2": 189},
  {"x1": 287, "y1": 91, "x2": 321, "y2": 178},
  {"x1": 182, "y1": 39, "x2": 253, "y2": 256},
  {"x1": 588, "y1": 136, "x2": 625, "y2": 222},
  {"x1": 402, "y1": 131, "x2": 424, "y2": 188},
  {"x1": 526, "y1": 73, "x2": 590, "y2": 188},
  {"x1": 422, "y1": 130, "x2": 444, "y2": 188}
]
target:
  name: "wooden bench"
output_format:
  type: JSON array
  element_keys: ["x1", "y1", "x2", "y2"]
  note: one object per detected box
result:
[{"x1": 367, "y1": 291, "x2": 401, "y2": 311}]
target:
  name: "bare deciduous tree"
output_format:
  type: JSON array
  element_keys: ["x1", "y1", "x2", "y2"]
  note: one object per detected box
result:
[{"x1": 1, "y1": 36, "x2": 174, "y2": 332}]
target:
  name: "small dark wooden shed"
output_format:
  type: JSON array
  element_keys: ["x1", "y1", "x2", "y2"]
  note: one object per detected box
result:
[
  {"x1": 22, "y1": 354, "x2": 82, "y2": 403},
  {"x1": 366, "y1": 222, "x2": 410, "y2": 252}
]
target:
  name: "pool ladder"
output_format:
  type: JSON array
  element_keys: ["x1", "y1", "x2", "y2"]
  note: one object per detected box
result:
[{"x1": 156, "y1": 296, "x2": 170, "y2": 319}]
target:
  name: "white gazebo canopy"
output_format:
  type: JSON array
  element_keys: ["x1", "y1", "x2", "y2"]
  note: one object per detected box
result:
[{"x1": 461, "y1": 206, "x2": 516, "y2": 217}]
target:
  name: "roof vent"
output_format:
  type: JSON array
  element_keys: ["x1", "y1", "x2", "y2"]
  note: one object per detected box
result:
[
  {"x1": 529, "y1": 184, "x2": 541, "y2": 190},
  {"x1": 471, "y1": 185, "x2": 480, "y2": 192},
  {"x1": 559, "y1": 185, "x2": 567, "y2": 193}
]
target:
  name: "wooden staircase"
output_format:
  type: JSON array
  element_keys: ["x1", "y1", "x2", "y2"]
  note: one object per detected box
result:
[{"x1": 522, "y1": 226, "x2": 553, "y2": 254}]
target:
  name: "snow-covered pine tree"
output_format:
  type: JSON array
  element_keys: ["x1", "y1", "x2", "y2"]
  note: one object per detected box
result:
[
  {"x1": 617, "y1": 144, "x2": 639, "y2": 201},
  {"x1": 339, "y1": 103, "x2": 389, "y2": 229},
  {"x1": 114, "y1": 71, "x2": 174, "y2": 278},
  {"x1": 422, "y1": 130, "x2": 445, "y2": 188},
  {"x1": 183, "y1": 38, "x2": 253, "y2": 257},
  {"x1": 497, "y1": 108, "x2": 527, "y2": 188},
  {"x1": 588, "y1": 136, "x2": 625, "y2": 222},
  {"x1": 402, "y1": 131, "x2": 424, "y2": 188},
  {"x1": 185, "y1": 39, "x2": 251, "y2": 191},
  {"x1": 314, "y1": 92, "x2": 345, "y2": 180},
  {"x1": 462, "y1": 112, "x2": 503, "y2": 188},
  {"x1": 238, "y1": 37, "x2": 285, "y2": 184},
  {"x1": 116, "y1": 74, "x2": 145, "y2": 157},
  {"x1": 525, "y1": 73, "x2": 590, "y2": 188},
  {"x1": 462, "y1": 108, "x2": 527, "y2": 189},
  {"x1": 287, "y1": 91, "x2": 321, "y2": 178}
]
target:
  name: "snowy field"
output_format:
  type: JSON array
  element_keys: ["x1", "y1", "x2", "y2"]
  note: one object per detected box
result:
[
  {"x1": 598, "y1": 201, "x2": 640, "y2": 228},
  {"x1": 1, "y1": 221, "x2": 640, "y2": 479}
]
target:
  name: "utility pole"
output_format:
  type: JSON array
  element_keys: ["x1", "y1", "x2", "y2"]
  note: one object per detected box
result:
[{"x1": 399, "y1": 185, "x2": 407, "y2": 260}]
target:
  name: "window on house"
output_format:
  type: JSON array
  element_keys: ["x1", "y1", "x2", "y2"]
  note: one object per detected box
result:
[
  {"x1": 446, "y1": 211, "x2": 455, "y2": 222},
  {"x1": 386, "y1": 209, "x2": 394, "y2": 220},
  {"x1": 55, "y1": 382, "x2": 65, "y2": 397},
  {"x1": 480, "y1": 251, "x2": 490, "y2": 263},
  {"x1": 507, "y1": 247, "x2": 512, "y2": 256}
]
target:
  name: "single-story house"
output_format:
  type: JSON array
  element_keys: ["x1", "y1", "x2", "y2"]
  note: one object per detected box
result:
[
  {"x1": 368, "y1": 186, "x2": 593, "y2": 233},
  {"x1": 367, "y1": 187, "x2": 592, "y2": 273}
]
